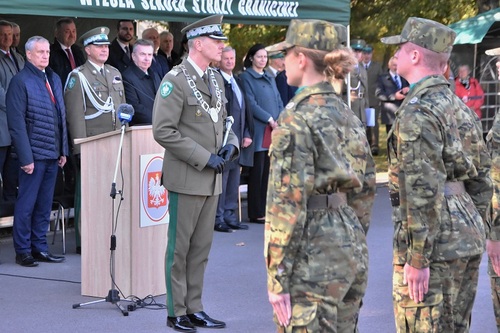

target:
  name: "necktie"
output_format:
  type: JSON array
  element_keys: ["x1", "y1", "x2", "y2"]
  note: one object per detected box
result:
[
  {"x1": 65, "y1": 48, "x2": 76, "y2": 70},
  {"x1": 394, "y1": 75, "x2": 401, "y2": 90},
  {"x1": 230, "y1": 76, "x2": 243, "y2": 108},
  {"x1": 45, "y1": 76, "x2": 56, "y2": 104},
  {"x1": 100, "y1": 68, "x2": 105, "y2": 76},
  {"x1": 124, "y1": 46, "x2": 131, "y2": 59},
  {"x1": 365, "y1": 63, "x2": 369, "y2": 70},
  {"x1": 203, "y1": 72, "x2": 211, "y2": 93},
  {"x1": 5, "y1": 51, "x2": 16, "y2": 69}
]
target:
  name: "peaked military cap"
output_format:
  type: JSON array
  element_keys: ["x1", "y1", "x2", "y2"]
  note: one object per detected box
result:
[
  {"x1": 381, "y1": 17, "x2": 456, "y2": 53},
  {"x1": 362, "y1": 45, "x2": 373, "y2": 53},
  {"x1": 80, "y1": 27, "x2": 111, "y2": 47},
  {"x1": 266, "y1": 19, "x2": 347, "y2": 53},
  {"x1": 181, "y1": 14, "x2": 227, "y2": 40},
  {"x1": 351, "y1": 39, "x2": 366, "y2": 50},
  {"x1": 268, "y1": 51, "x2": 285, "y2": 59},
  {"x1": 486, "y1": 47, "x2": 500, "y2": 56}
]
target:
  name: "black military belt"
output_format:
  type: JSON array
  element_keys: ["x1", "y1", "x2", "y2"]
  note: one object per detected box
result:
[
  {"x1": 307, "y1": 193, "x2": 347, "y2": 210},
  {"x1": 390, "y1": 181, "x2": 466, "y2": 207}
]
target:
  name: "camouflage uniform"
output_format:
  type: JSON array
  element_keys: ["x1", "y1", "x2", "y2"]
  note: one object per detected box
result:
[
  {"x1": 383, "y1": 17, "x2": 492, "y2": 333},
  {"x1": 265, "y1": 79, "x2": 376, "y2": 331},
  {"x1": 486, "y1": 112, "x2": 500, "y2": 331}
]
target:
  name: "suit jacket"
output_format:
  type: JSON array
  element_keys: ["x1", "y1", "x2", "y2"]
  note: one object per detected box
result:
[
  {"x1": 275, "y1": 70, "x2": 298, "y2": 105},
  {"x1": 150, "y1": 54, "x2": 170, "y2": 80},
  {"x1": 362, "y1": 60, "x2": 384, "y2": 108},
  {"x1": 49, "y1": 40, "x2": 86, "y2": 86},
  {"x1": 375, "y1": 71, "x2": 409, "y2": 125},
  {"x1": 122, "y1": 63, "x2": 161, "y2": 125},
  {"x1": 0, "y1": 51, "x2": 24, "y2": 147},
  {"x1": 152, "y1": 59, "x2": 239, "y2": 196},
  {"x1": 64, "y1": 61, "x2": 126, "y2": 154},
  {"x1": 106, "y1": 38, "x2": 133, "y2": 73},
  {"x1": 218, "y1": 70, "x2": 254, "y2": 167},
  {"x1": 158, "y1": 49, "x2": 180, "y2": 70}
]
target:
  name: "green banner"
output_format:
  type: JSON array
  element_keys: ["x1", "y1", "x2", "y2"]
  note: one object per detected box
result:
[{"x1": 2, "y1": 0, "x2": 350, "y2": 26}]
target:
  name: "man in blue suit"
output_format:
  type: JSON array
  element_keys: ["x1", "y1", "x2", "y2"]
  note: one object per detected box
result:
[
  {"x1": 215, "y1": 46, "x2": 253, "y2": 232},
  {"x1": 122, "y1": 39, "x2": 161, "y2": 126}
]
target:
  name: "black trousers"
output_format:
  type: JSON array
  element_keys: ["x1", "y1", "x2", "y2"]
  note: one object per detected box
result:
[{"x1": 247, "y1": 151, "x2": 270, "y2": 220}]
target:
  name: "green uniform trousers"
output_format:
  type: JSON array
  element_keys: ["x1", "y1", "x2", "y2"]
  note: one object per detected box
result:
[{"x1": 165, "y1": 191, "x2": 218, "y2": 317}]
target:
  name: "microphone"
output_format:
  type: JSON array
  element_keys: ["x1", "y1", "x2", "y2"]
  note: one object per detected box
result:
[{"x1": 117, "y1": 103, "x2": 135, "y2": 125}]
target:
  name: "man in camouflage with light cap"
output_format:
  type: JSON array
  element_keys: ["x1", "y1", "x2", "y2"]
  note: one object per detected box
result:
[
  {"x1": 383, "y1": 17, "x2": 492, "y2": 332},
  {"x1": 484, "y1": 46, "x2": 500, "y2": 332},
  {"x1": 265, "y1": 18, "x2": 375, "y2": 332}
]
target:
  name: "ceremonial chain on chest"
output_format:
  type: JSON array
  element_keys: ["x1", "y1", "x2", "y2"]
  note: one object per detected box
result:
[
  {"x1": 179, "y1": 64, "x2": 222, "y2": 122},
  {"x1": 347, "y1": 67, "x2": 361, "y2": 91}
]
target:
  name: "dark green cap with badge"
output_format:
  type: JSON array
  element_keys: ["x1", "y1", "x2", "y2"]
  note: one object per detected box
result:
[
  {"x1": 351, "y1": 39, "x2": 366, "y2": 51},
  {"x1": 269, "y1": 51, "x2": 285, "y2": 59},
  {"x1": 181, "y1": 14, "x2": 227, "y2": 40},
  {"x1": 266, "y1": 19, "x2": 347, "y2": 53},
  {"x1": 80, "y1": 27, "x2": 111, "y2": 47},
  {"x1": 362, "y1": 45, "x2": 373, "y2": 53},
  {"x1": 381, "y1": 17, "x2": 456, "y2": 53}
]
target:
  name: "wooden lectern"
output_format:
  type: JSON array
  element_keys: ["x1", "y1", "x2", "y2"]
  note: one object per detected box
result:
[{"x1": 75, "y1": 126, "x2": 167, "y2": 298}]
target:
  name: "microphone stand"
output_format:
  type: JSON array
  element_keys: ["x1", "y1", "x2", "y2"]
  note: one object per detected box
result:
[{"x1": 73, "y1": 123, "x2": 129, "y2": 316}]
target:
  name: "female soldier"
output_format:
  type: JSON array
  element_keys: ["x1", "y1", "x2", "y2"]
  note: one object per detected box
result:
[{"x1": 264, "y1": 19, "x2": 376, "y2": 332}]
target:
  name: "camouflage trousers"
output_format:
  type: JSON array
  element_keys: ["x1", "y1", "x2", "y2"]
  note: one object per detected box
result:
[
  {"x1": 393, "y1": 255, "x2": 481, "y2": 333},
  {"x1": 489, "y1": 266, "x2": 500, "y2": 332}
]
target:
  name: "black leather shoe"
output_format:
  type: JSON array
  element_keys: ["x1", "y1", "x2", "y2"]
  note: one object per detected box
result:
[
  {"x1": 187, "y1": 311, "x2": 226, "y2": 329},
  {"x1": 15, "y1": 253, "x2": 38, "y2": 267},
  {"x1": 214, "y1": 222, "x2": 232, "y2": 233},
  {"x1": 32, "y1": 251, "x2": 65, "y2": 263},
  {"x1": 249, "y1": 217, "x2": 265, "y2": 224},
  {"x1": 371, "y1": 147, "x2": 379, "y2": 156},
  {"x1": 227, "y1": 222, "x2": 249, "y2": 230},
  {"x1": 167, "y1": 315, "x2": 196, "y2": 332}
]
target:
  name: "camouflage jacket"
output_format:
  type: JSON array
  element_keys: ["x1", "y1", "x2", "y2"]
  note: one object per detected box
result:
[
  {"x1": 487, "y1": 113, "x2": 500, "y2": 241},
  {"x1": 388, "y1": 75, "x2": 491, "y2": 268},
  {"x1": 265, "y1": 81, "x2": 375, "y2": 295}
]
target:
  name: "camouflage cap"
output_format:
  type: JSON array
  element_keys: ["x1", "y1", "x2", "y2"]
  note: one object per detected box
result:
[
  {"x1": 381, "y1": 17, "x2": 456, "y2": 53},
  {"x1": 351, "y1": 39, "x2": 366, "y2": 50},
  {"x1": 486, "y1": 47, "x2": 500, "y2": 56},
  {"x1": 266, "y1": 19, "x2": 347, "y2": 53}
]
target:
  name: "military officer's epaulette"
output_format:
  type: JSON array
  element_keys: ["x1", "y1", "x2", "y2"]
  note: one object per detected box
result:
[
  {"x1": 104, "y1": 64, "x2": 120, "y2": 74},
  {"x1": 167, "y1": 67, "x2": 181, "y2": 76}
]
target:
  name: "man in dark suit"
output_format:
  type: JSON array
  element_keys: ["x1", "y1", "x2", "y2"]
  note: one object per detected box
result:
[
  {"x1": 122, "y1": 39, "x2": 160, "y2": 125},
  {"x1": 142, "y1": 27, "x2": 169, "y2": 79},
  {"x1": 152, "y1": 14, "x2": 238, "y2": 333},
  {"x1": 362, "y1": 45, "x2": 384, "y2": 155},
  {"x1": 214, "y1": 46, "x2": 253, "y2": 232},
  {"x1": 49, "y1": 18, "x2": 86, "y2": 86},
  {"x1": 106, "y1": 20, "x2": 134, "y2": 73},
  {"x1": 158, "y1": 31, "x2": 180, "y2": 69},
  {"x1": 275, "y1": 69, "x2": 297, "y2": 105},
  {"x1": 375, "y1": 56, "x2": 409, "y2": 133}
]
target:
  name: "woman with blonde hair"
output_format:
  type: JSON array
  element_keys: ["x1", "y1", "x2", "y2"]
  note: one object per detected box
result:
[{"x1": 264, "y1": 19, "x2": 376, "y2": 332}]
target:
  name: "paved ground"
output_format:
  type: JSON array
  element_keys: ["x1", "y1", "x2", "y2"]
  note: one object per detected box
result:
[{"x1": 0, "y1": 178, "x2": 497, "y2": 332}]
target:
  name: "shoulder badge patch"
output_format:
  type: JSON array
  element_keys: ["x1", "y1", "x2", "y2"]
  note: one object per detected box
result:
[
  {"x1": 160, "y1": 81, "x2": 174, "y2": 98},
  {"x1": 67, "y1": 77, "x2": 76, "y2": 90},
  {"x1": 285, "y1": 102, "x2": 295, "y2": 109},
  {"x1": 409, "y1": 97, "x2": 419, "y2": 104}
]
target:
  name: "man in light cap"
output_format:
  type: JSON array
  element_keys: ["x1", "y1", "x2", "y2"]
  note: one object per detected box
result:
[
  {"x1": 152, "y1": 14, "x2": 238, "y2": 333},
  {"x1": 484, "y1": 46, "x2": 500, "y2": 331},
  {"x1": 383, "y1": 17, "x2": 492, "y2": 332},
  {"x1": 265, "y1": 18, "x2": 376, "y2": 332},
  {"x1": 64, "y1": 26, "x2": 126, "y2": 253}
]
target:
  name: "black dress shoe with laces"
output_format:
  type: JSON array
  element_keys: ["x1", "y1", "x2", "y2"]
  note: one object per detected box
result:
[
  {"x1": 227, "y1": 222, "x2": 249, "y2": 230},
  {"x1": 187, "y1": 311, "x2": 226, "y2": 329},
  {"x1": 15, "y1": 253, "x2": 38, "y2": 267},
  {"x1": 32, "y1": 251, "x2": 65, "y2": 263},
  {"x1": 167, "y1": 315, "x2": 196, "y2": 332},
  {"x1": 214, "y1": 222, "x2": 232, "y2": 233}
]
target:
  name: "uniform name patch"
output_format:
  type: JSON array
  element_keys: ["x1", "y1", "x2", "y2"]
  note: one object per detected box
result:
[{"x1": 160, "y1": 81, "x2": 174, "y2": 98}]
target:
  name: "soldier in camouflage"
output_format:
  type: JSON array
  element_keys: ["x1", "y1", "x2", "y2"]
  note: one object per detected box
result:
[
  {"x1": 264, "y1": 19, "x2": 376, "y2": 332},
  {"x1": 382, "y1": 17, "x2": 493, "y2": 332},
  {"x1": 484, "y1": 46, "x2": 500, "y2": 332}
]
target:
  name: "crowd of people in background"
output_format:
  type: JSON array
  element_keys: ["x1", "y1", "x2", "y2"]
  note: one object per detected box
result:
[{"x1": 2, "y1": 13, "x2": 500, "y2": 333}]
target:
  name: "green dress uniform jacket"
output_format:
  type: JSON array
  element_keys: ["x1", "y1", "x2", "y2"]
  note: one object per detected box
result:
[
  {"x1": 64, "y1": 61, "x2": 126, "y2": 154},
  {"x1": 265, "y1": 81, "x2": 375, "y2": 329},
  {"x1": 349, "y1": 65, "x2": 369, "y2": 123},
  {"x1": 152, "y1": 60, "x2": 238, "y2": 196}
]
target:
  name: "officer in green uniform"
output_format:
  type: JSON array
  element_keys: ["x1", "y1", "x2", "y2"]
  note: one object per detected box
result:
[
  {"x1": 349, "y1": 38, "x2": 369, "y2": 124},
  {"x1": 383, "y1": 17, "x2": 492, "y2": 332},
  {"x1": 64, "y1": 27, "x2": 126, "y2": 252},
  {"x1": 152, "y1": 15, "x2": 239, "y2": 333},
  {"x1": 264, "y1": 19, "x2": 376, "y2": 332}
]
